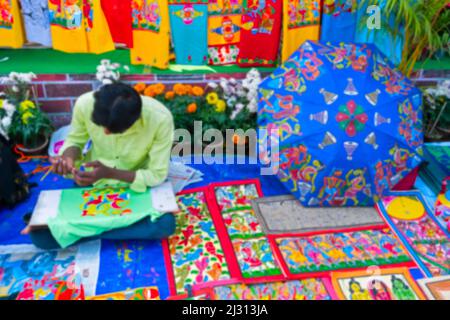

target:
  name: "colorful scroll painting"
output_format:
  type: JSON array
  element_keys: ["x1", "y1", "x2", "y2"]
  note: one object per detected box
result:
[
  {"x1": 237, "y1": 0, "x2": 282, "y2": 67},
  {"x1": 275, "y1": 228, "x2": 412, "y2": 274},
  {"x1": 131, "y1": 0, "x2": 171, "y2": 68},
  {"x1": 331, "y1": 268, "x2": 426, "y2": 300},
  {"x1": 214, "y1": 182, "x2": 282, "y2": 278},
  {"x1": 281, "y1": 0, "x2": 321, "y2": 61},
  {"x1": 0, "y1": 242, "x2": 100, "y2": 298},
  {"x1": 435, "y1": 179, "x2": 450, "y2": 232},
  {"x1": 210, "y1": 278, "x2": 336, "y2": 300},
  {"x1": 169, "y1": 0, "x2": 208, "y2": 65},
  {"x1": 101, "y1": 0, "x2": 133, "y2": 48},
  {"x1": 166, "y1": 190, "x2": 231, "y2": 295},
  {"x1": 88, "y1": 287, "x2": 160, "y2": 300},
  {"x1": 0, "y1": 0, "x2": 25, "y2": 48},
  {"x1": 48, "y1": 0, "x2": 114, "y2": 53},
  {"x1": 320, "y1": 0, "x2": 357, "y2": 43},
  {"x1": 378, "y1": 193, "x2": 450, "y2": 277},
  {"x1": 207, "y1": 0, "x2": 242, "y2": 65},
  {"x1": 418, "y1": 275, "x2": 450, "y2": 300},
  {"x1": 16, "y1": 278, "x2": 85, "y2": 300}
]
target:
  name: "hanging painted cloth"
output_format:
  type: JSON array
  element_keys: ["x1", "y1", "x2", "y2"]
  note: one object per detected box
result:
[
  {"x1": 207, "y1": 0, "x2": 241, "y2": 65},
  {"x1": 320, "y1": 0, "x2": 357, "y2": 43},
  {"x1": 281, "y1": 0, "x2": 321, "y2": 62},
  {"x1": 130, "y1": 0, "x2": 170, "y2": 69},
  {"x1": 0, "y1": 0, "x2": 25, "y2": 48},
  {"x1": 48, "y1": 0, "x2": 114, "y2": 54},
  {"x1": 48, "y1": 186, "x2": 162, "y2": 248},
  {"x1": 237, "y1": 0, "x2": 282, "y2": 67},
  {"x1": 101, "y1": 0, "x2": 133, "y2": 48},
  {"x1": 169, "y1": 0, "x2": 208, "y2": 65},
  {"x1": 19, "y1": 0, "x2": 52, "y2": 46},
  {"x1": 355, "y1": 0, "x2": 403, "y2": 65}
]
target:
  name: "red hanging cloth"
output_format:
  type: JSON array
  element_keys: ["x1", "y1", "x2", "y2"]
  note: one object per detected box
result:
[
  {"x1": 237, "y1": 0, "x2": 282, "y2": 67},
  {"x1": 101, "y1": 0, "x2": 133, "y2": 48}
]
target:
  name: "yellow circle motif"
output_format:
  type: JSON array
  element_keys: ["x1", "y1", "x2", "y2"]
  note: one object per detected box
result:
[{"x1": 385, "y1": 196, "x2": 425, "y2": 220}]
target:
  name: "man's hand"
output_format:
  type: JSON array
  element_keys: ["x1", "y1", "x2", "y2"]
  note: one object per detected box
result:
[
  {"x1": 72, "y1": 161, "x2": 112, "y2": 187},
  {"x1": 50, "y1": 156, "x2": 75, "y2": 176}
]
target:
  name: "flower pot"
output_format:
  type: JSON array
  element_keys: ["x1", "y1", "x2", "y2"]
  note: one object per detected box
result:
[{"x1": 16, "y1": 135, "x2": 49, "y2": 156}]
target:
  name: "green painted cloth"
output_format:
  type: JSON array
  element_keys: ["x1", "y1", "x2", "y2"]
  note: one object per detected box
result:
[{"x1": 48, "y1": 186, "x2": 162, "y2": 248}]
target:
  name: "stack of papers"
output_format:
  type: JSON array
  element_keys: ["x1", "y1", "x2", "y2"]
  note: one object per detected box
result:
[{"x1": 167, "y1": 161, "x2": 204, "y2": 194}]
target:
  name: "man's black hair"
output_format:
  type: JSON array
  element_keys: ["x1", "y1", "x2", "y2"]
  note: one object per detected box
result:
[{"x1": 92, "y1": 82, "x2": 142, "y2": 134}]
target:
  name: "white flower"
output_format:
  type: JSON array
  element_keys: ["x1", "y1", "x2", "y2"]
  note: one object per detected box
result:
[
  {"x1": 97, "y1": 65, "x2": 107, "y2": 73},
  {"x1": 101, "y1": 59, "x2": 111, "y2": 66},
  {"x1": 102, "y1": 79, "x2": 113, "y2": 85},
  {"x1": 235, "y1": 103, "x2": 244, "y2": 111},
  {"x1": 207, "y1": 82, "x2": 218, "y2": 89},
  {"x1": 12, "y1": 85, "x2": 19, "y2": 93},
  {"x1": 1, "y1": 117, "x2": 11, "y2": 128},
  {"x1": 123, "y1": 65, "x2": 130, "y2": 72}
]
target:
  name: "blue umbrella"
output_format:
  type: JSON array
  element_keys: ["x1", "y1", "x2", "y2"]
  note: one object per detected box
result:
[{"x1": 257, "y1": 41, "x2": 423, "y2": 207}]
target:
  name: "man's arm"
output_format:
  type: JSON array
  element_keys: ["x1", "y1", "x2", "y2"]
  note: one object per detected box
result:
[{"x1": 52, "y1": 95, "x2": 90, "y2": 175}]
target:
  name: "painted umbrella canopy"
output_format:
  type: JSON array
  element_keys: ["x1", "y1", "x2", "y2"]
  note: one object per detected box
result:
[{"x1": 257, "y1": 41, "x2": 423, "y2": 207}]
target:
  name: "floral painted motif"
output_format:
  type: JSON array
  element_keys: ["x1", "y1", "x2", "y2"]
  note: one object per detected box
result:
[
  {"x1": 325, "y1": 43, "x2": 370, "y2": 72},
  {"x1": 212, "y1": 278, "x2": 335, "y2": 300},
  {"x1": 132, "y1": 0, "x2": 161, "y2": 32},
  {"x1": 48, "y1": 0, "x2": 85, "y2": 30},
  {"x1": 323, "y1": 0, "x2": 356, "y2": 16},
  {"x1": 16, "y1": 277, "x2": 84, "y2": 300},
  {"x1": 0, "y1": 0, "x2": 13, "y2": 29},
  {"x1": 241, "y1": 0, "x2": 276, "y2": 35},
  {"x1": 215, "y1": 184, "x2": 259, "y2": 212},
  {"x1": 398, "y1": 97, "x2": 423, "y2": 149},
  {"x1": 287, "y1": 0, "x2": 320, "y2": 29},
  {"x1": 80, "y1": 187, "x2": 132, "y2": 217},
  {"x1": 373, "y1": 145, "x2": 418, "y2": 199},
  {"x1": 210, "y1": 15, "x2": 239, "y2": 41},
  {"x1": 331, "y1": 268, "x2": 425, "y2": 300},
  {"x1": 208, "y1": 44, "x2": 239, "y2": 65},
  {"x1": 233, "y1": 238, "x2": 282, "y2": 278},
  {"x1": 372, "y1": 56, "x2": 414, "y2": 96},
  {"x1": 0, "y1": 248, "x2": 77, "y2": 298},
  {"x1": 223, "y1": 209, "x2": 265, "y2": 239},
  {"x1": 168, "y1": 191, "x2": 230, "y2": 294},
  {"x1": 276, "y1": 228, "x2": 411, "y2": 274},
  {"x1": 381, "y1": 195, "x2": 449, "y2": 277},
  {"x1": 89, "y1": 287, "x2": 160, "y2": 300},
  {"x1": 172, "y1": 4, "x2": 204, "y2": 25},
  {"x1": 313, "y1": 168, "x2": 371, "y2": 206},
  {"x1": 208, "y1": 0, "x2": 241, "y2": 15},
  {"x1": 214, "y1": 183, "x2": 282, "y2": 278},
  {"x1": 336, "y1": 100, "x2": 368, "y2": 137}
]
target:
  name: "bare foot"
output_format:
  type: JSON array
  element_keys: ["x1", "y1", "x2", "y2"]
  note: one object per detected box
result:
[{"x1": 21, "y1": 225, "x2": 31, "y2": 235}]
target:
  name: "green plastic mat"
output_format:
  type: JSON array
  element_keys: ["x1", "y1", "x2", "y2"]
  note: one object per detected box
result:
[{"x1": 0, "y1": 49, "x2": 276, "y2": 75}]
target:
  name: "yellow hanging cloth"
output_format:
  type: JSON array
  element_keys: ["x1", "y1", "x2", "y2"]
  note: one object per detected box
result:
[
  {"x1": 282, "y1": 0, "x2": 321, "y2": 62},
  {"x1": 0, "y1": 0, "x2": 25, "y2": 48},
  {"x1": 48, "y1": 0, "x2": 114, "y2": 54},
  {"x1": 85, "y1": 0, "x2": 115, "y2": 54},
  {"x1": 130, "y1": 0, "x2": 170, "y2": 69}
]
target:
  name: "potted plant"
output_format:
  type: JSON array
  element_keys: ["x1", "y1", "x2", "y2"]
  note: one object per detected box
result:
[
  {"x1": 8, "y1": 99, "x2": 53, "y2": 154},
  {"x1": 0, "y1": 72, "x2": 54, "y2": 153},
  {"x1": 423, "y1": 80, "x2": 450, "y2": 141}
]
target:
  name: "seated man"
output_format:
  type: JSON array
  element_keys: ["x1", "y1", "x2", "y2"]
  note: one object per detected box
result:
[{"x1": 22, "y1": 83, "x2": 176, "y2": 249}]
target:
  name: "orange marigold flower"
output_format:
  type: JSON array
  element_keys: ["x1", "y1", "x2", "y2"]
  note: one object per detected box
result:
[
  {"x1": 232, "y1": 134, "x2": 246, "y2": 145},
  {"x1": 134, "y1": 82, "x2": 147, "y2": 93},
  {"x1": 165, "y1": 91, "x2": 175, "y2": 100},
  {"x1": 154, "y1": 83, "x2": 165, "y2": 95},
  {"x1": 173, "y1": 83, "x2": 186, "y2": 96},
  {"x1": 192, "y1": 86, "x2": 204, "y2": 96},
  {"x1": 184, "y1": 84, "x2": 193, "y2": 95},
  {"x1": 186, "y1": 103, "x2": 197, "y2": 113},
  {"x1": 144, "y1": 85, "x2": 156, "y2": 97}
]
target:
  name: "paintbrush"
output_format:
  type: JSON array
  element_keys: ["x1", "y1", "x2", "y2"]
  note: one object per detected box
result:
[{"x1": 40, "y1": 165, "x2": 54, "y2": 182}]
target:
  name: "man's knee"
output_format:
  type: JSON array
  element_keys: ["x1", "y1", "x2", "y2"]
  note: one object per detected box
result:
[{"x1": 158, "y1": 213, "x2": 176, "y2": 238}]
